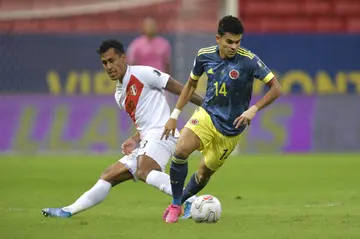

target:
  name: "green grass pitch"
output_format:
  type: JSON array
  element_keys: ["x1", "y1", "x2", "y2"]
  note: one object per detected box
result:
[{"x1": 0, "y1": 154, "x2": 359, "y2": 239}]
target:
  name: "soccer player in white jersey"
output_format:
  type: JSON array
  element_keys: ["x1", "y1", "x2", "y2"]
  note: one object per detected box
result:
[{"x1": 42, "y1": 39, "x2": 203, "y2": 218}]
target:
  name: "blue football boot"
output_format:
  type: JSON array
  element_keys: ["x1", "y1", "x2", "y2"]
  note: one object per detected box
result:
[{"x1": 42, "y1": 208, "x2": 72, "y2": 218}]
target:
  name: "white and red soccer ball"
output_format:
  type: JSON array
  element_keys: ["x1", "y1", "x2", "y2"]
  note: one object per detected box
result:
[{"x1": 190, "y1": 194, "x2": 222, "y2": 223}]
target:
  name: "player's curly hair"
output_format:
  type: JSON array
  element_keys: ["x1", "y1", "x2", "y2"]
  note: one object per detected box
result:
[
  {"x1": 218, "y1": 15, "x2": 244, "y2": 36},
  {"x1": 97, "y1": 39, "x2": 125, "y2": 55}
]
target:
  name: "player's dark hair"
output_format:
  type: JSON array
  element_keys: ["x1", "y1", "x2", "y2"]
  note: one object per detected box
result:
[
  {"x1": 218, "y1": 15, "x2": 244, "y2": 36},
  {"x1": 97, "y1": 39, "x2": 125, "y2": 55}
]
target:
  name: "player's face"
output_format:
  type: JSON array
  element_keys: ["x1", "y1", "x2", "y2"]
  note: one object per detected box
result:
[
  {"x1": 100, "y1": 48, "x2": 127, "y2": 81},
  {"x1": 216, "y1": 33, "x2": 242, "y2": 59}
]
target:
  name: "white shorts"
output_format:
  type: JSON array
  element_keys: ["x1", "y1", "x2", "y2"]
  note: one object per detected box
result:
[{"x1": 119, "y1": 130, "x2": 178, "y2": 180}]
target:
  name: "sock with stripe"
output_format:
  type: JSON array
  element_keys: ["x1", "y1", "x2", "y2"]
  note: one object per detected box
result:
[{"x1": 170, "y1": 155, "x2": 188, "y2": 206}]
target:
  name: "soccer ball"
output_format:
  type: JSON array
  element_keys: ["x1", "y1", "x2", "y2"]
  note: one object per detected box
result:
[{"x1": 190, "y1": 194, "x2": 222, "y2": 223}]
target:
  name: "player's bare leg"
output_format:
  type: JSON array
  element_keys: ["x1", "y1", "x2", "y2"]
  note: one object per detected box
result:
[
  {"x1": 165, "y1": 128, "x2": 200, "y2": 223},
  {"x1": 42, "y1": 161, "x2": 133, "y2": 218},
  {"x1": 137, "y1": 154, "x2": 172, "y2": 195},
  {"x1": 101, "y1": 161, "x2": 134, "y2": 185}
]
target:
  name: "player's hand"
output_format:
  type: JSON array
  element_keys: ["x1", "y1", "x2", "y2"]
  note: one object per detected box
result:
[
  {"x1": 233, "y1": 105, "x2": 258, "y2": 128},
  {"x1": 121, "y1": 138, "x2": 137, "y2": 155},
  {"x1": 161, "y1": 118, "x2": 177, "y2": 140}
]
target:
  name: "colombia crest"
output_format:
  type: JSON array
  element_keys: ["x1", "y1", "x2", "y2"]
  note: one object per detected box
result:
[{"x1": 229, "y1": 69, "x2": 239, "y2": 80}]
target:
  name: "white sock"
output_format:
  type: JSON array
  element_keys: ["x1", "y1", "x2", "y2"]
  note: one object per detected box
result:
[
  {"x1": 62, "y1": 179, "x2": 111, "y2": 215},
  {"x1": 145, "y1": 170, "x2": 172, "y2": 196},
  {"x1": 145, "y1": 170, "x2": 198, "y2": 203}
]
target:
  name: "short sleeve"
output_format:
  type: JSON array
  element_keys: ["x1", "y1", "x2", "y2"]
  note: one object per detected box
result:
[
  {"x1": 139, "y1": 66, "x2": 170, "y2": 89},
  {"x1": 190, "y1": 51, "x2": 205, "y2": 81},
  {"x1": 251, "y1": 54, "x2": 274, "y2": 83}
]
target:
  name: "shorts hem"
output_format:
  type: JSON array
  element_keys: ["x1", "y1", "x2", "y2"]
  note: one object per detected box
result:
[
  {"x1": 203, "y1": 157, "x2": 220, "y2": 172},
  {"x1": 122, "y1": 162, "x2": 138, "y2": 182}
]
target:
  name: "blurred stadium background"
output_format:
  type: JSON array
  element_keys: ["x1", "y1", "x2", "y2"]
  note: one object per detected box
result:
[
  {"x1": 1, "y1": 1, "x2": 360, "y2": 238},
  {"x1": 0, "y1": 0, "x2": 359, "y2": 154}
]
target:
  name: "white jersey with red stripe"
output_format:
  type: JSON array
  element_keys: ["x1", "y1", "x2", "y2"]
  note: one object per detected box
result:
[{"x1": 114, "y1": 65, "x2": 178, "y2": 139}]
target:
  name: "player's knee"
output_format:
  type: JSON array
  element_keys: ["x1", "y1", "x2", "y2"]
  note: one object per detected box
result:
[
  {"x1": 100, "y1": 168, "x2": 114, "y2": 182},
  {"x1": 100, "y1": 170, "x2": 121, "y2": 185},
  {"x1": 137, "y1": 155, "x2": 162, "y2": 182},
  {"x1": 100, "y1": 162, "x2": 132, "y2": 186},
  {"x1": 174, "y1": 141, "x2": 194, "y2": 159},
  {"x1": 174, "y1": 146, "x2": 188, "y2": 159},
  {"x1": 136, "y1": 167, "x2": 150, "y2": 182}
]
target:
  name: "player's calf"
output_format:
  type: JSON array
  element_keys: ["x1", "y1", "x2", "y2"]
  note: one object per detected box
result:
[
  {"x1": 169, "y1": 155, "x2": 188, "y2": 205},
  {"x1": 197, "y1": 159, "x2": 214, "y2": 183},
  {"x1": 55, "y1": 162, "x2": 132, "y2": 216},
  {"x1": 169, "y1": 128, "x2": 201, "y2": 205},
  {"x1": 181, "y1": 159, "x2": 214, "y2": 204},
  {"x1": 181, "y1": 171, "x2": 209, "y2": 204}
]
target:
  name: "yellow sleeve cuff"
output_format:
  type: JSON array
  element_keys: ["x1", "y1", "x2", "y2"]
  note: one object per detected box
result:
[
  {"x1": 190, "y1": 71, "x2": 200, "y2": 81},
  {"x1": 262, "y1": 72, "x2": 275, "y2": 83}
]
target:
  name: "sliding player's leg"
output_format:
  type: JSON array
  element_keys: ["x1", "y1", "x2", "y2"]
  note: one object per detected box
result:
[
  {"x1": 42, "y1": 152, "x2": 137, "y2": 218},
  {"x1": 136, "y1": 136, "x2": 177, "y2": 196},
  {"x1": 134, "y1": 134, "x2": 196, "y2": 219}
]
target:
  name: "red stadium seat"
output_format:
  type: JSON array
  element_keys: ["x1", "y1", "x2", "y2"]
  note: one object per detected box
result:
[
  {"x1": 315, "y1": 17, "x2": 345, "y2": 32},
  {"x1": 242, "y1": 0, "x2": 300, "y2": 16},
  {"x1": 0, "y1": 0, "x2": 32, "y2": 11},
  {"x1": 12, "y1": 19, "x2": 41, "y2": 32},
  {"x1": 346, "y1": 17, "x2": 360, "y2": 32},
  {"x1": 302, "y1": 0, "x2": 332, "y2": 16},
  {"x1": 1, "y1": 0, "x2": 360, "y2": 33},
  {"x1": 0, "y1": 21, "x2": 12, "y2": 31},
  {"x1": 258, "y1": 17, "x2": 314, "y2": 33},
  {"x1": 39, "y1": 18, "x2": 72, "y2": 32},
  {"x1": 242, "y1": 17, "x2": 262, "y2": 32},
  {"x1": 334, "y1": 1, "x2": 360, "y2": 16},
  {"x1": 240, "y1": 0, "x2": 360, "y2": 33}
]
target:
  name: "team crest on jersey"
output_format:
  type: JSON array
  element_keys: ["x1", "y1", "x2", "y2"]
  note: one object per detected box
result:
[
  {"x1": 229, "y1": 69, "x2": 239, "y2": 80},
  {"x1": 130, "y1": 85, "x2": 137, "y2": 96},
  {"x1": 190, "y1": 119, "x2": 199, "y2": 125}
]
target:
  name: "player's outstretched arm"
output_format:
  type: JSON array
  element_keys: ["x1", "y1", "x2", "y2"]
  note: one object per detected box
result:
[
  {"x1": 161, "y1": 77, "x2": 199, "y2": 140},
  {"x1": 234, "y1": 77, "x2": 282, "y2": 128},
  {"x1": 165, "y1": 76, "x2": 203, "y2": 106}
]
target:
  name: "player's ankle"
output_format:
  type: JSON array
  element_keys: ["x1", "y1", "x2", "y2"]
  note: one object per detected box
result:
[{"x1": 172, "y1": 198, "x2": 181, "y2": 206}]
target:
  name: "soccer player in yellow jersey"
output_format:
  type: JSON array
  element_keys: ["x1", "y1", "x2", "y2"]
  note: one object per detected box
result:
[{"x1": 161, "y1": 15, "x2": 282, "y2": 223}]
